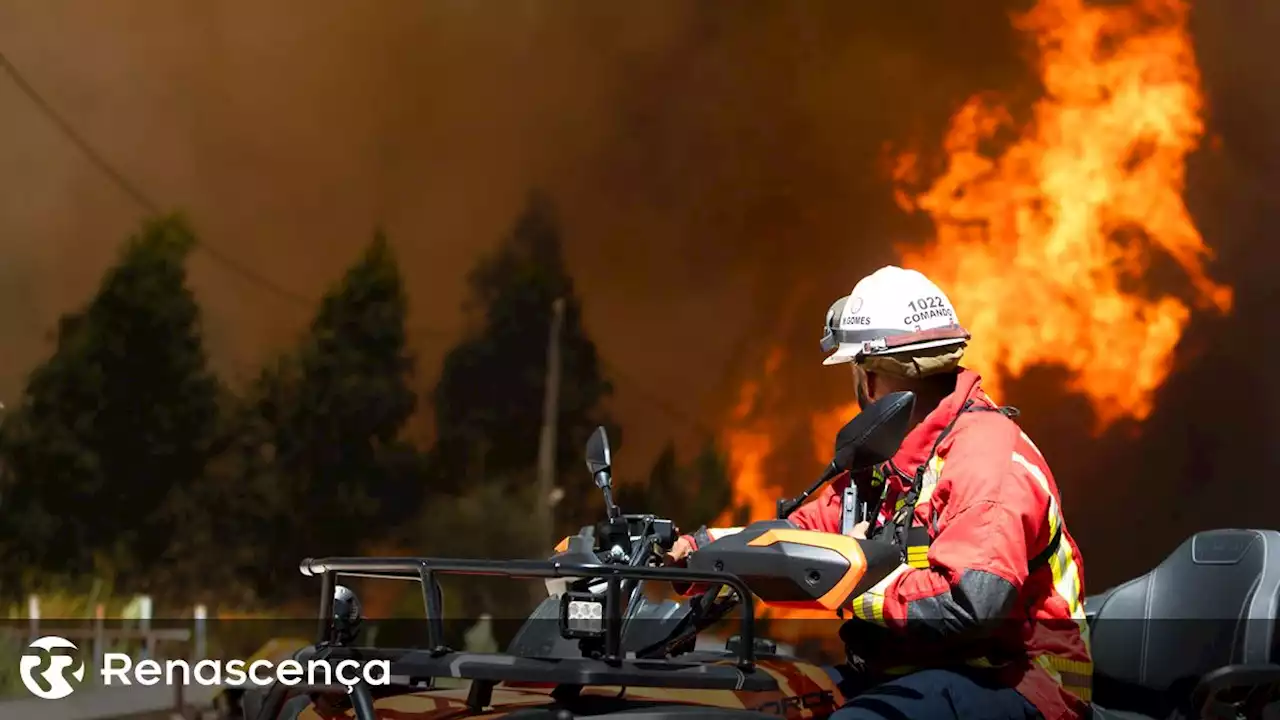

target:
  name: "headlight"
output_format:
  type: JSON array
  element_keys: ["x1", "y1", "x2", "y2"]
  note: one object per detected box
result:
[
  {"x1": 559, "y1": 591, "x2": 605, "y2": 639},
  {"x1": 332, "y1": 585, "x2": 363, "y2": 645}
]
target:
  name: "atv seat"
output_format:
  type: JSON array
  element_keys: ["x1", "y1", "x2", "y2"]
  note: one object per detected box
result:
[{"x1": 1087, "y1": 529, "x2": 1280, "y2": 719}]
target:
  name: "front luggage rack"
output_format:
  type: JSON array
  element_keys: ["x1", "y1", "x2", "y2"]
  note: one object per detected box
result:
[{"x1": 299, "y1": 556, "x2": 760, "y2": 670}]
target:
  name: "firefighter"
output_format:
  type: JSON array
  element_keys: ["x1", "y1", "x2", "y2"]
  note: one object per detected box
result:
[{"x1": 666, "y1": 266, "x2": 1093, "y2": 720}]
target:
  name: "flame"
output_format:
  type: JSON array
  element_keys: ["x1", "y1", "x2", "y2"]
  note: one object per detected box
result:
[
  {"x1": 810, "y1": 402, "x2": 860, "y2": 465},
  {"x1": 712, "y1": 350, "x2": 784, "y2": 527},
  {"x1": 713, "y1": 0, "x2": 1229, "y2": 634},
  {"x1": 893, "y1": 0, "x2": 1231, "y2": 430}
]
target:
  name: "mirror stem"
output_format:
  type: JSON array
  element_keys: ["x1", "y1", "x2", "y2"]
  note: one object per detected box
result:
[
  {"x1": 777, "y1": 460, "x2": 841, "y2": 519},
  {"x1": 597, "y1": 471, "x2": 621, "y2": 519}
]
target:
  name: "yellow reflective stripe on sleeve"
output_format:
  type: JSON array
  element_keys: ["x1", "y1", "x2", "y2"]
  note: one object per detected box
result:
[
  {"x1": 848, "y1": 563, "x2": 909, "y2": 625},
  {"x1": 1035, "y1": 654, "x2": 1062, "y2": 684},
  {"x1": 850, "y1": 594, "x2": 882, "y2": 623},
  {"x1": 1036, "y1": 654, "x2": 1093, "y2": 702},
  {"x1": 1011, "y1": 453, "x2": 1085, "y2": 620},
  {"x1": 906, "y1": 546, "x2": 929, "y2": 568},
  {"x1": 1013, "y1": 450, "x2": 1094, "y2": 698},
  {"x1": 1046, "y1": 656, "x2": 1093, "y2": 675},
  {"x1": 850, "y1": 592, "x2": 884, "y2": 624}
]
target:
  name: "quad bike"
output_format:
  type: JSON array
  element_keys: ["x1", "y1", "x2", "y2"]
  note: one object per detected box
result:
[{"x1": 240, "y1": 392, "x2": 1280, "y2": 720}]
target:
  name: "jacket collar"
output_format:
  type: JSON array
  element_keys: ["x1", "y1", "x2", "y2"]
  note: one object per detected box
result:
[{"x1": 882, "y1": 368, "x2": 985, "y2": 484}]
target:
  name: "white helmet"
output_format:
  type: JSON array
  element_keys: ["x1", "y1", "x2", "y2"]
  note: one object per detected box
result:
[{"x1": 821, "y1": 265, "x2": 970, "y2": 366}]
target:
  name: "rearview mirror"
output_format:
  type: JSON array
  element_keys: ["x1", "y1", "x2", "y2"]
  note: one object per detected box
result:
[
  {"x1": 832, "y1": 391, "x2": 915, "y2": 472},
  {"x1": 585, "y1": 426, "x2": 612, "y2": 487}
]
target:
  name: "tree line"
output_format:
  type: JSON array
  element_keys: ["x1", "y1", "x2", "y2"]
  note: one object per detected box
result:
[{"x1": 0, "y1": 192, "x2": 732, "y2": 612}]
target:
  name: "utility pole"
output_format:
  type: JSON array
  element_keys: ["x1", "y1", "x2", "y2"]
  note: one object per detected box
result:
[{"x1": 536, "y1": 298, "x2": 566, "y2": 554}]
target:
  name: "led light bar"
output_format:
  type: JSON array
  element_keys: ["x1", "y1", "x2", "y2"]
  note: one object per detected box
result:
[{"x1": 559, "y1": 591, "x2": 606, "y2": 639}]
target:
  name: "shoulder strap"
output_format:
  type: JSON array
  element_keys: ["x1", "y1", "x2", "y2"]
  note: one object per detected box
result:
[
  {"x1": 871, "y1": 399, "x2": 1062, "y2": 575},
  {"x1": 1028, "y1": 521, "x2": 1063, "y2": 572},
  {"x1": 882, "y1": 399, "x2": 1021, "y2": 553}
]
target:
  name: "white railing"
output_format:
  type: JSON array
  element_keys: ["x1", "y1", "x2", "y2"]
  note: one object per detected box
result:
[{"x1": 2, "y1": 595, "x2": 213, "y2": 719}]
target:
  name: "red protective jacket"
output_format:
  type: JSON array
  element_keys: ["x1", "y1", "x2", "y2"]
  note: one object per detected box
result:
[{"x1": 683, "y1": 370, "x2": 1093, "y2": 720}]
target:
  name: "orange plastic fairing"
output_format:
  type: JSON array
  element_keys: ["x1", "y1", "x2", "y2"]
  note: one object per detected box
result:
[
  {"x1": 554, "y1": 536, "x2": 570, "y2": 553},
  {"x1": 747, "y1": 529, "x2": 867, "y2": 611}
]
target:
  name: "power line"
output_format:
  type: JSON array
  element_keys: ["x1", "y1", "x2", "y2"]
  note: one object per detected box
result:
[
  {"x1": 598, "y1": 358, "x2": 718, "y2": 440},
  {"x1": 0, "y1": 50, "x2": 716, "y2": 436},
  {"x1": 0, "y1": 49, "x2": 472, "y2": 342},
  {"x1": 0, "y1": 50, "x2": 316, "y2": 308}
]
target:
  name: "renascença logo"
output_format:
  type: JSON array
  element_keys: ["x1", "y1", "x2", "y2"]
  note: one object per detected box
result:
[
  {"x1": 17, "y1": 634, "x2": 390, "y2": 700},
  {"x1": 20, "y1": 636, "x2": 85, "y2": 700}
]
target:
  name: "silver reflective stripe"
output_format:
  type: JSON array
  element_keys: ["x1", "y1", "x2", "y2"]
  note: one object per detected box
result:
[{"x1": 830, "y1": 326, "x2": 913, "y2": 345}]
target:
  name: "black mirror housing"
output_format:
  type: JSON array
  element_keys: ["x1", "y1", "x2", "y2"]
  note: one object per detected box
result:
[
  {"x1": 832, "y1": 391, "x2": 915, "y2": 472},
  {"x1": 585, "y1": 426, "x2": 612, "y2": 487}
]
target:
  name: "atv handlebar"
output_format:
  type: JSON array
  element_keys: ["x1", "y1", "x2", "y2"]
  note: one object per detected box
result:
[{"x1": 300, "y1": 555, "x2": 760, "y2": 670}]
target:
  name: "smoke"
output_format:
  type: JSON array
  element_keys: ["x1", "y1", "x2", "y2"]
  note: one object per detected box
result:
[
  {"x1": 0, "y1": 0, "x2": 1020, "y2": 450},
  {"x1": 0, "y1": 1, "x2": 1271, "y2": 586}
]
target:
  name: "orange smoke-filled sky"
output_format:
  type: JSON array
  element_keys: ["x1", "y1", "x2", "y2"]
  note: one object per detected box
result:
[{"x1": 0, "y1": 1, "x2": 1029, "y2": 458}]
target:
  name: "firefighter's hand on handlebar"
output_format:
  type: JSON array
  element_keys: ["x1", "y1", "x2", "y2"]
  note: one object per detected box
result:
[
  {"x1": 663, "y1": 536, "x2": 695, "y2": 565},
  {"x1": 851, "y1": 521, "x2": 870, "y2": 539}
]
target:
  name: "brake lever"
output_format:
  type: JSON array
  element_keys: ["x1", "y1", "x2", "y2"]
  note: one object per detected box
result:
[
  {"x1": 620, "y1": 531, "x2": 660, "y2": 637},
  {"x1": 619, "y1": 520, "x2": 655, "y2": 590},
  {"x1": 634, "y1": 584, "x2": 741, "y2": 659}
]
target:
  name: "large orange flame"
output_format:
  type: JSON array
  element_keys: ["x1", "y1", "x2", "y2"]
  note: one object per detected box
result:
[
  {"x1": 894, "y1": 0, "x2": 1231, "y2": 430},
  {"x1": 714, "y1": 1, "x2": 1229, "y2": 634},
  {"x1": 713, "y1": 350, "x2": 784, "y2": 527}
]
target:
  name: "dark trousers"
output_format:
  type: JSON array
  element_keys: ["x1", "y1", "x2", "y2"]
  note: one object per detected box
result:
[{"x1": 828, "y1": 668, "x2": 1043, "y2": 720}]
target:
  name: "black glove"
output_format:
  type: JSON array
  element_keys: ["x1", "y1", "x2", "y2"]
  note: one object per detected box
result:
[{"x1": 838, "y1": 618, "x2": 898, "y2": 670}]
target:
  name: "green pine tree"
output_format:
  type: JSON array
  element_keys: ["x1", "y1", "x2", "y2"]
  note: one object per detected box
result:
[
  {"x1": 614, "y1": 438, "x2": 733, "y2": 534},
  {"x1": 190, "y1": 230, "x2": 423, "y2": 608},
  {"x1": 428, "y1": 191, "x2": 614, "y2": 538},
  {"x1": 684, "y1": 439, "x2": 733, "y2": 530},
  {"x1": 272, "y1": 232, "x2": 422, "y2": 576},
  {"x1": 0, "y1": 215, "x2": 220, "y2": 597}
]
